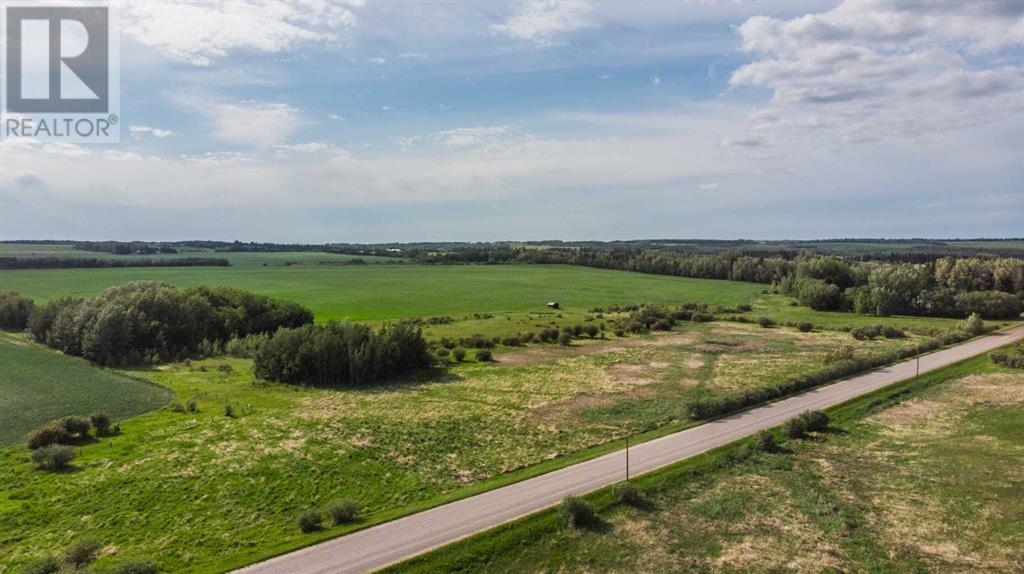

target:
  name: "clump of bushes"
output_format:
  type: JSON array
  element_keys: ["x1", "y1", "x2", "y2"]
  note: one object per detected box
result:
[
  {"x1": 298, "y1": 510, "x2": 323, "y2": 533},
  {"x1": 991, "y1": 344, "x2": 1024, "y2": 369},
  {"x1": 452, "y1": 347, "x2": 467, "y2": 362},
  {"x1": 784, "y1": 410, "x2": 830, "y2": 439},
  {"x1": 557, "y1": 332, "x2": 573, "y2": 346},
  {"x1": 958, "y1": 312, "x2": 985, "y2": 336},
  {"x1": 753, "y1": 430, "x2": 776, "y2": 452},
  {"x1": 0, "y1": 290, "x2": 34, "y2": 330},
  {"x1": 559, "y1": 495, "x2": 597, "y2": 529},
  {"x1": 31, "y1": 445, "x2": 76, "y2": 471},
  {"x1": 797, "y1": 322, "x2": 814, "y2": 332},
  {"x1": 26, "y1": 416, "x2": 94, "y2": 449},
  {"x1": 90, "y1": 412, "x2": 112, "y2": 435},
  {"x1": 64, "y1": 537, "x2": 103, "y2": 567},
  {"x1": 613, "y1": 481, "x2": 642, "y2": 505},
  {"x1": 851, "y1": 324, "x2": 905, "y2": 340},
  {"x1": 756, "y1": 317, "x2": 776, "y2": 328},
  {"x1": 476, "y1": 349, "x2": 493, "y2": 362},
  {"x1": 326, "y1": 499, "x2": 358, "y2": 525},
  {"x1": 25, "y1": 539, "x2": 150, "y2": 574},
  {"x1": 110, "y1": 559, "x2": 159, "y2": 574},
  {"x1": 254, "y1": 321, "x2": 432, "y2": 386},
  {"x1": 223, "y1": 403, "x2": 236, "y2": 418}
]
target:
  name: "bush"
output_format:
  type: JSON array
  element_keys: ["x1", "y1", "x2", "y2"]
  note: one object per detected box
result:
[
  {"x1": 326, "y1": 499, "x2": 358, "y2": 525},
  {"x1": 64, "y1": 537, "x2": 103, "y2": 566},
  {"x1": 0, "y1": 291, "x2": 34, "y2": 330},
  {"x1": 583, "y1": 324, "x2": 600, "y2": 338},
  {"x1": 186, "y1": 400, "x2": 198, "y2": 413},
  {"x1": 991, "y1": 345, "x2": 1024, "y2": 369},
  {"x1": 32, "y1": 445, "x2": 76, "y2": 470},
  {"x1": 501, "y1": 336, "x2": 521, "y2": 347},
  {"x1": 298, "y1": 510, "x2": 323, "y2": 533},
  {"x1": 110, "y1": 559, "x2": 159, "y2": 574},
  {"x1": 851, "y1": 325, "x2": 882, "y2": 340},
  {"x1": 61, "y1": 416, "x2": 92, "y2": 438},
  {"x1": 223, "y1": 403, "x2": 235, "y2": 418},
  {"x1": 958, "y1": 312, "x2": 985, "y2": 335},
  {"x1": 756, "y1": 317, "x2": 776, "y2": 328},
  {"x1": 797, "y1": 322, "x2": 813, "y2": 332},
  {"x1": 691, "y1": 312, "x2": 714, "y2": 322},
  {"x1": 170, "y1": 402, "x2": 186, "y2": 413},
  {"x1": 800, "y1": 410, "x2": 830, "y2": 432},
  {"x1": 881, "y1": 325, "x2": 905, "y2": 339},
  {"x1": 753, "y1": 430, "x2": 776, "y2": 452},
  {"x1": 90, "y1": 413, "x2": 112, "y2": 435},
  {"x1": 558, "y1": 332, "x2": 573, "y2": 346},
  {"x1": 737, "y1": 304, "x2": 752, "y2": 312},
  {"x1": 26, "y1": 422, "x2": 69, "y2": 450},
  {"x1": 783, "y1": 417, "x2": 808, "y2": 439},
  {"x1": 652, "y1": 319, "x2": 672, "y2": 331},
  {"x1": 22, "y1": 555, "x2": 60, "y2": 574},
  {"x1": 613, "y1": 481, "x2": 642, "y2": 505},
  {"x1": 452, "y1": 347, "x2": 467, "y2": 362},
  {"x1": 558, "y1": 496, "x2": 596, "y2": 529},
  {"x1": 476, "y1": 349, "x2": 493, "y2": 362}
]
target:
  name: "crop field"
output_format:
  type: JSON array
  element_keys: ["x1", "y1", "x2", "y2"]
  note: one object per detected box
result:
[
  {"x1": 0, "y1": 242, "x2": 396, "y2": 266},
  {"x1": 0, "y1": 320, "x2": 930, "y2": 573},
  {"x1": 389, "y1": 352, "x2": 1024, "y2": 574},
  {"x1": 0, "y1": 263, "x2": 764, "y2": 322},
  {"x1": 0, "y1": 333, "x2": 171, "y2": 446}
]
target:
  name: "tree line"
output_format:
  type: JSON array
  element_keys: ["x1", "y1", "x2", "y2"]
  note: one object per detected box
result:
[
  {"x1": 0, "y1": 256, "x2": 230, "y2": 269},
  {"x1": 25, "y1": 282, "x2": 313, "y2": 365}
]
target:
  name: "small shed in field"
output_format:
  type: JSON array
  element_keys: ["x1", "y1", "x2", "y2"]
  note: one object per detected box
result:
[{"x1": 547, "y1": 301, "x2": 560, "y2": 309}]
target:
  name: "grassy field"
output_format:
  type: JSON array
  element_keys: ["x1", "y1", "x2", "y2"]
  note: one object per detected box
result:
[
  {"x1": 388, "y1": 351, "x2": 1024, "y2": 574},
  {"x1": 0, "y1": 264, "x2": 765, "y2": 323},
  {"x1": 0, "y1": 333, "x2": 171, "y2": 446},
  {"x1": 0, "y1": 243, "x2": 396, "y2": 266},
  {"x1": 0, "y1": 321, "x2": 931, "y2": 573}
]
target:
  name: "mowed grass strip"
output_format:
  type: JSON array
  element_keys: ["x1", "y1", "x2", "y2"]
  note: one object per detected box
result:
[
  {"x1": 0, "y1": 264, "x2": 764, "y2": 321},
  {"x1": 0, "y1": 334, "x2": 172, "y2": 445}
]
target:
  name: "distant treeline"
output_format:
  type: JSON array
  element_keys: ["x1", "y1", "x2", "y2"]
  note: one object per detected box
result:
[
  {"x1": 74, "y1": 241, "x2": 179, "y2": 255},
  {"x1": 0, "y1": 257, "x2": 230, "y2": 269},
  {"x1": 25, "y1": 282, "x2": 312, "y2": 365}
]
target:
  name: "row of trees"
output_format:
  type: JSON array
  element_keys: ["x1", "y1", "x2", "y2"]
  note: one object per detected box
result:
[
  {"x1": 0, "y1": 256, "x2": 229, "y2": 269},
  {"x1": 782, "y1": 256, "x2": 1023, "y2": 318},
  {"x1": 253, "y1": 321, "x2": 433, "y2": 386},
  {"x1": 27, "y1": 282, "x2": 313, "y2": 365}
]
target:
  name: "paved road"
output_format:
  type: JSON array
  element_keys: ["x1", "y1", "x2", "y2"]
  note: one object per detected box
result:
[{"x1": 236, "y1": 325, "x2": 1024, "y2": 574}]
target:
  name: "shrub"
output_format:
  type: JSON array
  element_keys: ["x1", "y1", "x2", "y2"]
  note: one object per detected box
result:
[
  {"x1": 223, "y1": 403, "x2": 235, "y2": 418},
  {"x1": 851, "y1": 325, "x2": 882, "y2": 340},
  {"x1": 783, "y1": 417, "x2": 808, "y2": 439},
  {"x1": 501, "y1": 336, "x2": 521, "y2": 347},
  {"x1": 613, "y1": 481, "x2": 641, "y2": 505},
  {"x1": 800, "y1": 410, "x2": 830, "y2": 432},
  {"x1": 26, "y1": 422, "x2": 69, "y2": 450},
  {"x1": 691, "y1": 312, "x2": 715, "y2": 322},
  {"x1": 756, "y1": 317, "x2": 776, "y2": 328},
  {"x1": 0, "y1": 291, "x2": 34, "y2": 330},
  {"x1": 881, "y1": 325, "x2": 905, "y2": 339},
  {"x1": 753, "y1": 430, "x2": 776, "y2": 452},
  {"x1": 326, "y1": 499, "x2": 358, "y2": 525},
  {"x1": 452, "y1": 347, "x2": 467, "y2": 362},
  {"x1": 32, "y1": 445, "x2": 76, "y2": 471},
  {"x1": 476, "y1": 349, "x2": 493, "y2": 362},
  {"x1": 558, "y1": 332, "x2": 573, "y2": 345},
  {"x1": 22, "y1": 555, "x2": 60, "y2": 574},
  {"x1": 110, "y1": 559, "x2": 159, "y2": 574},
  {"x1": 64, "y1": 537, "x2": 103, "y2": 566},
  {"x1": 958, "y1": 312, "x2": 985, "y2": 336},
  {"x1": 583, "y1": 324, "x2": 600, "y2": 338},
  {"x1": 737, "y1": 304, "x2": 752, "y2": 312},
  {"x1": 186, "y1": 400, "x2": 199, "y2": 413},
  {"x1": 797, "y1": 322, "x2": 813, "y2": 332},
  {"x1": 652, "y1": 319, "x2": 672, "y2": 331},
  {"x1": 90, "y1": 413, "x2": 112, "y2": 435},
  {"x1": 991, "y1": 345, "x2": 1024, "y2": 369},
  {"x1": 298, "y1": 510, "x2": 323, "y2": 533},
  {"x1": 558, "y1": 496, "x2": 596, "y2": 529},
  {"x1": 169, "y1": 402, "x2": 186, "y2": 413},
  {"x1": 61, "y1": 416, "x2": 92, "y2": 438},
  {"x1": 825, "y1": 345, "x2": 856, "y2": 364}
]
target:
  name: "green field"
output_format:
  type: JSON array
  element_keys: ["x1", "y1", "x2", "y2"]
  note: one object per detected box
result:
[
  {"x1": 0, "y1": 264, "x2": 764, "y2": 322},
  {"x1": 0, "y1": 333, "x2": 171, "y2": 446},
  {"x1": 0, "y1": 320, "x2": 931, "y2": 573},
  {"x1": 390, "y1": 351, "x2": 1024, "y2": 573},
  {"x1": 0, "y1": 243, "x2": 397, "y2": 266}
]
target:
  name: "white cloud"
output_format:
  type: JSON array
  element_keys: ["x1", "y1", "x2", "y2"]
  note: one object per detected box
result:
[
  {"x1": 698, "y1": 182, "x2": 718, "y2": 191},
  {"x1": 130, "y1": 125, "x2": 176, "y2": 138},
  {"x1": 122, "y1": 0, "x2": 363, "y2": 65},
  {"x1": 651, "y1": 75, "x2": 661, "y2": 87},
  {"x1": 398, "y1": 52, "x2": 429, "y2": 60},
  {"x1": 175, "y1": 96, "x2": 303, "y2": 147},
  {"x1": 490, "y1": 0, "x2": 594, "y2": 45},
  {"x1": 328, "y1": 114, "x2": 345, "y2": 121},
  {"x1": 369, "y1": 56, "x2": 388, "y2": 65},
  {"x1": 730, "y1": 1, "x2": 1024, "y2": 146}
]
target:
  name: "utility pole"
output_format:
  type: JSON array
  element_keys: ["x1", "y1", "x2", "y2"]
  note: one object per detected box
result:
[{"x1": 625, "y1": 435, "x2": 630, "y2": 481}]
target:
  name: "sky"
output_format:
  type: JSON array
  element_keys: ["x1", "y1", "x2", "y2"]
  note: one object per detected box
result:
[{"x1": 1, "y1": 0, "x2": 1022, "y2": 242}]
